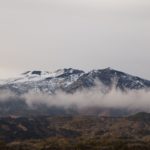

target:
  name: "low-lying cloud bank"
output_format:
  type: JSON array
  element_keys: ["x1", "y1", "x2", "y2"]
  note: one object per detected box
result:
[{"x1": 0, "y1": 87, "x2": 150, "y2": 112}]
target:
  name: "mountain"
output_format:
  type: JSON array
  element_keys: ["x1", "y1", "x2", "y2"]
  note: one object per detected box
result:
[
  {"x1": 0, "y1": 68, "x2": 150, "y2": 117},
  {"x1": 0, "y1": 69, "x2": 150, "y2": 149},
  {"x1": 0, "y1": 68, "x2": 150, "y2": 95}
]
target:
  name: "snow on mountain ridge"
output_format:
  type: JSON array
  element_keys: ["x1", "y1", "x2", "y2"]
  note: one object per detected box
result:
[
  {"x1": 0, "y1": 68, "x2": 150, "y2": 95},
  {"x1": 0, "y1": 69, "x2": 84, "y2": 85}
]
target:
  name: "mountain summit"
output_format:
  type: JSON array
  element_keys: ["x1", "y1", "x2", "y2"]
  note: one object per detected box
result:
[{"x1": 0, "y1": 68, "x2": 150, "y2": 94}]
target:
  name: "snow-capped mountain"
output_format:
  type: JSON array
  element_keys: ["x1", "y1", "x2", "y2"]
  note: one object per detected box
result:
[
  {"x1": 0, "y1": 68, "x2": 150, "y2": 95},
  {"x1": 0, "y1": 68, "x2": 150, "y2": 117}
]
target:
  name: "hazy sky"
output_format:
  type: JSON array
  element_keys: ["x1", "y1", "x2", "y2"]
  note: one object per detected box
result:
[{"x1": 0, "y1": 0, "x2": 150, "y2": 79}]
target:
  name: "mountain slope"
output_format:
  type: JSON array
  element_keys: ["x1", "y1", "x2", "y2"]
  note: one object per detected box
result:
[{"x1": 0, "y1": 113, "x2": 150, "y2": 142}]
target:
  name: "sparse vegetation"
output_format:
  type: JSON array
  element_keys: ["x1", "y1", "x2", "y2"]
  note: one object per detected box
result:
[{"x1": 0, "y1": 113, "x2": 150, "y2": 150}]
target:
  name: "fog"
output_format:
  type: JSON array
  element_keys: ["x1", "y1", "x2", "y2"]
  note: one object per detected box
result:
[
  {"x1": 22, "y1": 89, "x2": 150, "y2": 111},
  {"x1": 1, "y1": 87, "x2": 150, "y2": 112}
]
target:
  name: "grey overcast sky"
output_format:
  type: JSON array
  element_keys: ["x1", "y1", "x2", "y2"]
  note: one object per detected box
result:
[{"x1": 0, "y1": 0, "x2": 150, "y2": 79}]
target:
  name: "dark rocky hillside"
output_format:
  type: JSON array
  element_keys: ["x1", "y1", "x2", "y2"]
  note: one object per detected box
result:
[{"x1": 0, "y1": 113, "x2": 150, "y2": 149}]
